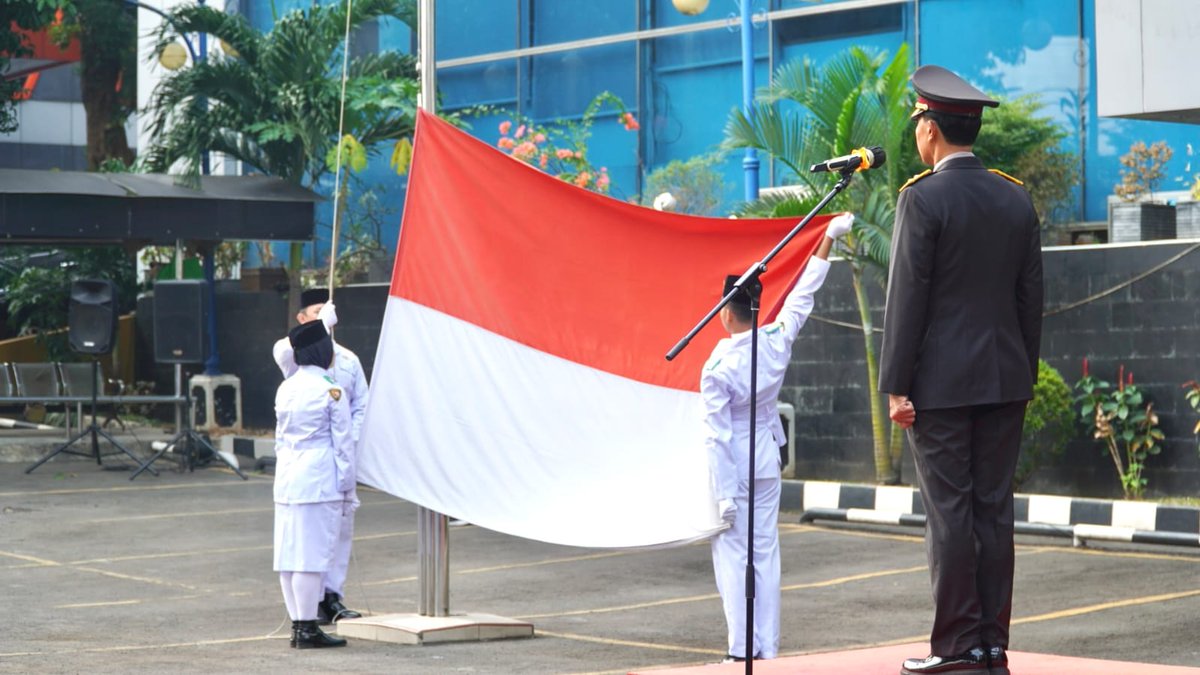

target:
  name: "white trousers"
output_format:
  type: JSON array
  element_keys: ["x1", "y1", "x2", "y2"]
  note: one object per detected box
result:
[
  {"x1": 322, "y1": 496, "x2": 359, "y2": 598},
  {"x1": 711, "y1": 476, "x2": 781, "y2": 660}
]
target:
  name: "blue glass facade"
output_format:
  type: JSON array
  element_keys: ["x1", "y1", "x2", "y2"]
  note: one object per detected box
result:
[{"x1": 244, "y1": 0, "x2": 1200, "y2": 260}]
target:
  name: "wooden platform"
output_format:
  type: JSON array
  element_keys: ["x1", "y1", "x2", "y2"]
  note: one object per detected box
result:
[{"x1": 631, "y1": 642, "x2": 1200, "y2": 674}]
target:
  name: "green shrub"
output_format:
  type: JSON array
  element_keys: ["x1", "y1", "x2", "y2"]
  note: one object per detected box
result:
[{"x1": 1015, "y1": 359, "x2": 1074, "y2": 491}]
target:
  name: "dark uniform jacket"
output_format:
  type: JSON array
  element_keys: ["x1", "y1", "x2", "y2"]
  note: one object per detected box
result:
[{"x1": 878, "y1": 155, "x2": 1043, "y2": 410}]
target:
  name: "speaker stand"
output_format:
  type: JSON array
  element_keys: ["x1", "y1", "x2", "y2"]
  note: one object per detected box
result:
[
  {"x1": 130, "y1": 381, "x2": 247, "y2": 481},
  {"x1": 25, "y1": 360, "x2": 152, "y2": 475}
]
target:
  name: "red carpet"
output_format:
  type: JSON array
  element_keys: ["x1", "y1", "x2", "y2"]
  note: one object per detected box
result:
[{"x1": 630, "y1": 642, "x2": 1200, "y2": 674}]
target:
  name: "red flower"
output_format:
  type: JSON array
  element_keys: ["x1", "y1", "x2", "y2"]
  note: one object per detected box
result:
[
  {"x1": 620, "y1": 112, "x2": 640, "y2": 131},
  {"x1": 1082, "y1": 357, "x2": 1089, "y2": 378},
  {"x1": 1118, "y1": 364, "x2": 1125, "y2": 392}
]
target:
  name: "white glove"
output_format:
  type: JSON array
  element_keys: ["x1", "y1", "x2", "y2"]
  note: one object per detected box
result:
[
  {"x1": 825, "y1": 212, "x2": 855, "y2": 239},
  {"x1": 318, "y1": 301, "x2": 338, "y2": 331},
  {"x1": 717, "y1": 498, "x2": 736, "y2": 525}
]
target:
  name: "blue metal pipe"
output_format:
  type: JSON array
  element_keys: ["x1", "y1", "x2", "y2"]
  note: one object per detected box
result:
[{"x1": 740, "y1": 0, "x2": 759, "y2": 203}]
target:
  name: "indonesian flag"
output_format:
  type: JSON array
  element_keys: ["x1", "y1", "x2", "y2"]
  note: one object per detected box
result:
[{"x1": 357, "y1": 109, "x2": 832, "y2": 548}]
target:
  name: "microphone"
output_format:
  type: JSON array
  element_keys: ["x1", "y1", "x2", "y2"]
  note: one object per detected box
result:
[{"x1": 810, "y1": 146, "x2": 886, "y2": 173}]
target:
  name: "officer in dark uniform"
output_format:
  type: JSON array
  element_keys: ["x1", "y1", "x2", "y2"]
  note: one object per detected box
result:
[{"x1": 879, "y1": 65, "x2": 1043, "y2": 675}]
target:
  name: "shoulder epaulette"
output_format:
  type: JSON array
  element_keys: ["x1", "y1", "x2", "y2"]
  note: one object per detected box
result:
[
  {"x1": 899, "y1": 169, "x2": 932, "y2": 193},
  {"x1": 988, "y1": 168, "x2": 1024, "y2": 185},
  {"x1": 704, "y1": 358, "x2": 722, "y2": 372},
  {"x1": 323, "y1": 375, "x2": 336, "y2": 385},
  {"x1": 763, "y1": 322, "x2": 782, "y2": 335}
]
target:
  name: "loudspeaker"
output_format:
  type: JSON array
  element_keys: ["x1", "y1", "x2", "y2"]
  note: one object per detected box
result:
[
  {"x1": 153, "y1": 280, "x2": 210, "y2": 364},
  {"x1": 68, "y1": 279, "x2": 117, "y2": 355}
]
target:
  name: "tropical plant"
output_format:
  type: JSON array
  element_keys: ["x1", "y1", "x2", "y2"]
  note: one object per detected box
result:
[
  {"x1": 972, "y1": 94, "x2": 1079, "y2": 228},
  {"x1": 724, "y1": 44, "x2": 916, "y2": 483},
  {"x1": 493, "y1": 92, "x2": 636, "y2": 195},
  {"x1": 1075, "y1": 360, "x2": 1164, "y2": 499},
  {"x1": 1014, "y1": 359, "x2": 1074, "y2": 491},
  {"x1": 1181, "y1": 380, "x2": 1200, "y2": 457},
  {"x1": 4, "y1": 246, "x2": 137, "y2": 360},
  {"x1": 1114, "y1": 140, "x2": 1173, "y2": 203},
  {"x1": 642, "y1": 152, "x2": 726, "y2": 216},
  {"x1": 141, "y1": 0, "x2": 420, "y2": 313}
]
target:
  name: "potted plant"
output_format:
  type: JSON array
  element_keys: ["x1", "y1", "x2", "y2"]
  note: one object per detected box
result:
[{"x1": 1110, "y1": 140, "x2": 1176, "y2": 242}]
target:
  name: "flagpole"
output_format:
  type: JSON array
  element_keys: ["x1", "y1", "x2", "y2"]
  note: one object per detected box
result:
[{"x1": 415, "y1": 0, "x2": 450, "y2": 619}]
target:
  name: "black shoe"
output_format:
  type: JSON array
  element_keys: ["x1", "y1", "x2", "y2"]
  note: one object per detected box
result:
[
  {"x1": 900, "y1": 647, "x2": 988, "y2": 674},
  {"x1": 986, "y1": 646, "x2": 1009, "y2": 675},
  {"x1": 719, "y1": 654, "x2": 746, "y2": 663},
  {"x1": 293, "y1": 620, "x2": 347, "y2": 649},
  {"x1": 289, "y1": 620, "x2": 299, "y2": 649},
  {"x1": 317, "y1": 591, "x2": 363, "y2": 624}
]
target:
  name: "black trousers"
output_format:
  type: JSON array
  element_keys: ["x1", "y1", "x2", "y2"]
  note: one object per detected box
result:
[{"x1": 907, "y1": 400, "x2": 1026, "y2": 656}]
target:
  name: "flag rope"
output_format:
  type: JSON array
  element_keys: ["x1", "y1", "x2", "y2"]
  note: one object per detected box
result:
[{"x1": 326, "y1": 0, "x2": 355, "y2": 301}]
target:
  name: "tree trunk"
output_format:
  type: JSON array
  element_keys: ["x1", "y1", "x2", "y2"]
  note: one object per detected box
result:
[
  {"x1": 852, "y1": 266, "x2": 899, "y2": 484},
  {"x1": 78, "y1": 0, "x2": 135, "y2": 170}
]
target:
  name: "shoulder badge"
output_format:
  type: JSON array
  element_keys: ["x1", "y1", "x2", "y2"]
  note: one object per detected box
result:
[
  {"x1": 899, "y1": 169, "x2": 932, "y2": 193},
  {"x1": 988, "y1": 168, "x2": 1024, "y2": 185},
  {"x1": 704, "y1": 358, "x2": 722, "y2": 372},
  {"x1": 763, "y1": 322, "x2": 782, "y2": 335},
  {"x1": 329, "y1": 388, "x2": 342, "y2": 401},
  {"x1": 323, "y1": 375, "x2": 336, "y2": 385}
]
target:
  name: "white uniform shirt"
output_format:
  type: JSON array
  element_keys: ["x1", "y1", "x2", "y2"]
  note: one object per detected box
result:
[
  {"x1": 701, "y1": 257, "x2": 831, "y2": 502},
  {"x1": 273, "y1": 337, "x2": 369, "y2": 443},
  {"x1": 274, "y1": 364, "x2": 356, "y2": 504}
]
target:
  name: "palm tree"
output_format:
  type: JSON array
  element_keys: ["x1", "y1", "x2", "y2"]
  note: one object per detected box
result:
[
  {"x1": 724, "y1": 45, "x2": 918, "y2": 483},
  {"x1": 142, "y1": 0, "x2": 419, "y2": 305}
]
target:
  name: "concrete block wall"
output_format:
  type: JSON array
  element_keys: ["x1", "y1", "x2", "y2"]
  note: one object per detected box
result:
[
  {"x1": 785, "y1": 241, "x2": 1200, "y2": 499},
  {"x1": 135, "y1": 243, "x2": 1200, "y2": 499}
]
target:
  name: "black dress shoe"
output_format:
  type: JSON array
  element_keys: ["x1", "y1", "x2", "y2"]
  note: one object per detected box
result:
[
  {"x1": 289, "y1": 620, "x2": 299, "y2": 648},
  {"x1": 719, "y1": 654, "x2": 746, "y2": 663},
  {"x1": 293, "y1": 620, "x2": 347, "y2": 649},
  {"x1": 986, "y1": 646, "x2": 1009, "y2": 675},
  {"x1": 900, "y1": 647, "x2": 988, "y2": 674},
  {"x1": 317, "y1": 591, "x2": 363, "y2": 624}
]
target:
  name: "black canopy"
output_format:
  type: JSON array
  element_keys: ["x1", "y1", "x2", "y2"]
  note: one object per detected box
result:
[{"x1": 0, "y1": 169, "x2": 321, "y2": 245}]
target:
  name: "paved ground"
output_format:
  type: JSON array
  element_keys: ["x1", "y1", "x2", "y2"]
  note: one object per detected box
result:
[{"x1": 1, "y1": 453, "x2": 1198, "y2": 674}]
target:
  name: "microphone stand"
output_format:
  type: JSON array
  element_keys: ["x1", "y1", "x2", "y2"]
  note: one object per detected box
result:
[{"x1": 666, "y1": 168, "x2": 857, "y2": 673}]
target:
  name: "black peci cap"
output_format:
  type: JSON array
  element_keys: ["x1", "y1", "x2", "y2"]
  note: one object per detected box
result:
[
  {"x1": 910, "y1": 65, "x2": 999, "y2": 119},
  {"x1": 299, "y1": 287, "x2": 330, "y2": 308},
  {"x1": 723, "y1": 274, "x2": 762, "y2": 308}
]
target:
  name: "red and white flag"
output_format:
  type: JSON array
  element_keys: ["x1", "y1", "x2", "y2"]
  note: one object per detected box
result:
[{"x1": 357, "y1": 109, "x2": 832, "y2": 548}]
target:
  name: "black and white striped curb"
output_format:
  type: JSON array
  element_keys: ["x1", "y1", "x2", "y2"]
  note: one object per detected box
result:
[{"x1": 786, "y1": 480, "x2": 1200, "y2": 548}]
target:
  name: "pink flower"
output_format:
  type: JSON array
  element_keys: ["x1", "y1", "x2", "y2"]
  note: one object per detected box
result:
[
  {"x1": 499, "y1": 120, "x2": 512, "y2": 135},
  {"x1": 514, "y1": 141, "x2": 537, "y2": 159},
  {"x1": 620, "y1": 112, "x2": 640, "y2": 131},
  {"x1": 574, "y1": 150, "x2": 583, "y2": 159},
  {"x1": 515, "y1": 124, "x2": 526, "y2": 139},
  {"x1": 534, "y1": 132, "x2": 546, "y2": 143},
  {"x1": 555, "y1": 148, "x2": 574, "y2": 160},
  {"x1": 596, "y1": 173, "x2": 610, "y2": 190},
  {"x1": 574, "y1": 172, "x2": 591, "y2": 187},
  {"x1": 539, "y1": 154, "x2": 548, "y2": 168},
  {"x1": 497, "y1": 137, "x2": 515, "y2": 150}
]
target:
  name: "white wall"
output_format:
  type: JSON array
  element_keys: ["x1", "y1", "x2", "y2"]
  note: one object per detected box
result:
[{"x1": 1096, "y1": 0, "x2": 1200, "y2": 123}]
